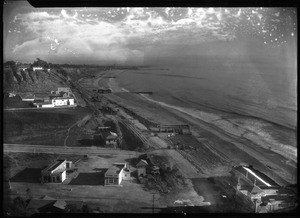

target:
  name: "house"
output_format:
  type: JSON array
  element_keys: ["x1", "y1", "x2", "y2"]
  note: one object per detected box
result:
[
  {"x1": 41, "y1": 159, "x2": 72, "y2": 183},
  {"x1": 57, "y1": 87, "x2": 71, "y2": 95},
  {"x1": 35, "y1": 102, "x2": 55, "y2": 108},
  {"x1": 34, "y1": 93, "x2": 51, "y2": 102},
  {"x1": 52, "y1": 97, "x2": 75, "y2": 106},
  {"x1": 136, "y1": 159, "x2": 148, "y2": 177},
  {"x1": 104, "y1": 163, "x2": 127, "y2": 186},
  {"x1": 26, "y1": 196, "x2": 84, "y2": 215},
  {"x1": 18, "y1": 93, "x2": 35, "y2": 101},
  {"x1": 18, "y1": 64, "x2": 30, "y2": 71},
  {"x1": 33, "y1": 66, "x2": 43, "y2": 71},
  {"x1": 62, "y1": 92, "x2": 70, "y2": 98},
  {"x1": 105, "y1": 134, "x2": 119, "y2": 147},
  {"x1": 8, "y1": 92, "x2": 16, "y2": 97},
  {"x1": 97, "y1": 126, "x2": 111, "y2": 131}
]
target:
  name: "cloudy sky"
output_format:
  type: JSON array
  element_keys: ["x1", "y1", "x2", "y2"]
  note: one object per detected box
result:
[{"x1": 3, "y1": 1, "x2": 297, "y2": 66}]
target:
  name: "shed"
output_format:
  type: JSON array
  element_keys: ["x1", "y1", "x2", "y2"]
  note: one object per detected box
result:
[{"x1": 136, "y1": 159, "x2": 149, "y2": 177}]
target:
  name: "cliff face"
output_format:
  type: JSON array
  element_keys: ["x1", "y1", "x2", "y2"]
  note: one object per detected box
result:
[{"x1": 3, "y1": 66, "x2": 69, "y2": 93}]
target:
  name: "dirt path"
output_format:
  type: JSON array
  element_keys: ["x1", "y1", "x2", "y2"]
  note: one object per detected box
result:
[
  {"x1": 6, "y1": 153, "x2": 19, "y2": 168},
  {"x1": 64, "y1": 115, "x2": 91, "y2": 147},
  {"x1": 63, "y1": 122, "x2": 79, "y2": 147}
]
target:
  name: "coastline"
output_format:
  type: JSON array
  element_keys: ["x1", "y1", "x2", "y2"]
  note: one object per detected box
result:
[
  {"x1": 140, "y1": 94, "x2": 297, "y2": 163},
  {"x1": 104, "y1": 74, "x2": 296, "y2": 185}
]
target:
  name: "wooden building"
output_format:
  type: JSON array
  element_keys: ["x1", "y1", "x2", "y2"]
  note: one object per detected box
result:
[
  {"x1": 104, "y1": 163, "x2": 127, "y2": 186},
  {"x1": 136, "y1": 159, "x2": 148, "y2": 177},
  {"x1": 41, "y1": 159, "x2": 72, "y2": 183}
]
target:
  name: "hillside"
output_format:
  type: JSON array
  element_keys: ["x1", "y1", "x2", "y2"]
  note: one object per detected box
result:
[{"x1": 3, "y1": 60, "x2": 69, "y2": 93}]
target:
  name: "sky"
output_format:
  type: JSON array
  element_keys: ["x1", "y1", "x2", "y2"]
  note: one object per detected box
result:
[{"x1": 3, "y1": 1, "x2": 297, "y2": 67}]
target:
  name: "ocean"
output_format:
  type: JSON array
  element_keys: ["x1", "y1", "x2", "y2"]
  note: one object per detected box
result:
[
  {"x1": 116, "y1": 65, "x2": 297, "y2": 130},
  {"x1": 114, "y1": 63, "x2": 297, "y2": 160}
]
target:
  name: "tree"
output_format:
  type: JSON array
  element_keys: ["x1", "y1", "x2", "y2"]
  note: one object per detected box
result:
[{"x1": 32, "y1": 58, "x2": 48, "y2": 68}]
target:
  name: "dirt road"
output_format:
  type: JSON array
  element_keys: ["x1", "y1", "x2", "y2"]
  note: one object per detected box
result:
[{"x1": 4, "y1": 144, "x2": 140, "y2": 157}]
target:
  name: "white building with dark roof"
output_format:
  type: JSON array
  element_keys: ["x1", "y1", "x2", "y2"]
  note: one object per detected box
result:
[
  {"x1": 104, "y1": 163, "x2": 127, "y2": 186},
  {"x1": 33, "y1": 67, "x2": 43, "y2": 71},
  {"x1": 41, "y1": 159, "x2": 72, "y2": 183},
  {"x1": 52, "y1": 97, "x2": 74, "y2": 106}
]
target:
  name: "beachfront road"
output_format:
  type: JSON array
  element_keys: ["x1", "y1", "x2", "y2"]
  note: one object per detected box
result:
[{"x1": 3, "y1": 144, "x2": 140, "y2": 156}]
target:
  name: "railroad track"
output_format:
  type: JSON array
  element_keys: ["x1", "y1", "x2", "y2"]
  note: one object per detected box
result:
[
  {"x1": 177, "y1": 150, "x2": 205, "y2": 174},
  {"x1": 117, "y1": 117, "x2": 159, "y2": 149},
  {"x1": 197, "y1": 138, "x2": 231, "y2": 164}
]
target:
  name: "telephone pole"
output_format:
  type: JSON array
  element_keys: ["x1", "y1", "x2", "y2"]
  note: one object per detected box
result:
[{"x1": 152, "y1": 193, "x2": 155, "y2": 213}]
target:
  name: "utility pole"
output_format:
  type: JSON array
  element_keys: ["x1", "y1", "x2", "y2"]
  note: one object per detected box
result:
[{"x1": 152, "y1": 192, "x2": 155, "y2": 214}]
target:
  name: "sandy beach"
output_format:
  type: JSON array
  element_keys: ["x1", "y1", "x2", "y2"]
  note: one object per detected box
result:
[{"x1": 90, "y1": 70, "x2": 297, "y2": 187}]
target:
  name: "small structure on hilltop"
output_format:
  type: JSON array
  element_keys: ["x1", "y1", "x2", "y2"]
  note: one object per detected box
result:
[
  {"x1": 98, "y1": 88, "x2": 112, "y2": 94},
  {"x1": 33, "y1": 66, "x2": 43, "y2": 71},
  {"x1": 57, "y1": 87, "x2": 71, "y2": 95},
  {"x1": 41, "y1": 159, "x2": 72, "y2": 183},
  {"x1": 105, "y1": 134, "x2": 119, "y2": 147},
  {"x1": 104, "y1": 163, "x2": 127, "y2": 186},
  {"x1": 97, "y1": 126, "x2": 111, "y2": 131},
  {"x1": 18, "y1": 64, "x2": 30, "y2": 71},
  {"x1": 8, "y1": 92, "x2": 16, "y2": 97},
  {"x1": 136, "y1": 159, "x2": 149, "y2": 177}
]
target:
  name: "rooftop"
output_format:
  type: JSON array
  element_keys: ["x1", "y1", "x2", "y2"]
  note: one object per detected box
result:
[
  {"x1": 18, "y1": 93, "x2": 35, "y2": 99},
  {"x1": 105, "y1": 163, "x2": 126, "y2": 176},
  {"x1": 53, "y1": 97, "x2": 74, "y2": 100},
  {"x1": 136, "y1": 159, "x2": 149, "y2": 167},
  {"x1": 43, "y1": 160, "x2": 65, "y2": 173},
  {"x1": 106, "y1": 135, "x2": 118, "y2": 140},
  {"x1": 234, "y1": 166, "x2": 279, "y2": 188},
  {"x1": 35, "y1": 102, "x2": 53, "y2": 106}
]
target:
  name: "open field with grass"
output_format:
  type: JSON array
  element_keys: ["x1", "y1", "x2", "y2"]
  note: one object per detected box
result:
[{"x1": 3, "y1": 107, "x2": 93, "y2": 146}]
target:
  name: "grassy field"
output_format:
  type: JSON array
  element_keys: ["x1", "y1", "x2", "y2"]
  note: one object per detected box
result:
[{"x1": 3, "y1": 107, "x2": 92, "y2": 146}]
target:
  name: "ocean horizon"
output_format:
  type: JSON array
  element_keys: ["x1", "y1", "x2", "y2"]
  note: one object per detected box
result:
[{"x1": 116, "y1": 65, "x2": 297, "y2": 131}]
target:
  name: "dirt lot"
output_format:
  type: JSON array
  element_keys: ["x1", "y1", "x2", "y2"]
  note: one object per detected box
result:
[{"x1": 3, "y1": 152, "x2": 157, "y2": 213}]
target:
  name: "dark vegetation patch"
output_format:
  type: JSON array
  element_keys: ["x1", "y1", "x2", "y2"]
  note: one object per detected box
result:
[{"x1": 10, "y1": 168, "x2": 41, "y2": 183}]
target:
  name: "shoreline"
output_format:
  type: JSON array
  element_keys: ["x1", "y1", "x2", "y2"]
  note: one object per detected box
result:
[
  {"x1": 139, "y1": 94, "x2": 297, "y2": 162},
  {"x1": 102, "y1": 75, "x2": 297, "y2": 185}
]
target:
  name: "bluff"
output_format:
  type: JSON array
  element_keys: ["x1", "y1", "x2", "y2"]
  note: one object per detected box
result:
[{"x1": 3, "y1": 60, "x2": 69, "y2": 93}]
